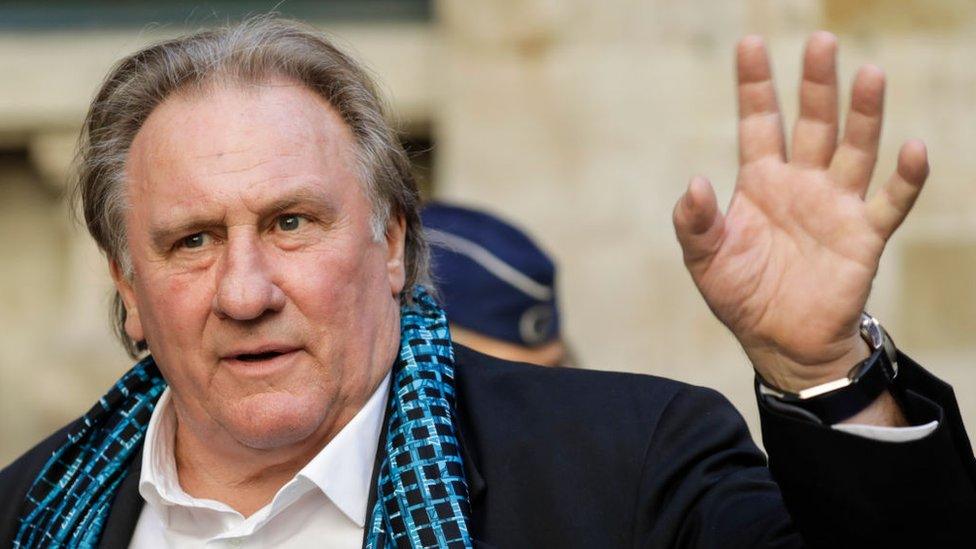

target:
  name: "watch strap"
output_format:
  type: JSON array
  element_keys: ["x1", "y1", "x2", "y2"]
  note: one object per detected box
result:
[
  {"x1": 757, "y1": 344, "x2": 894, "y2": 424},
  {"x1": 757, "y1": 313, "x2": 900, "y2": 425}
]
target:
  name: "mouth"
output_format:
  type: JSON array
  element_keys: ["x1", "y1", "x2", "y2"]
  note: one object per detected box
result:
[
  {"x1": 221, "y1": 345, "x2": 302, "y2": 373},
  {"x1": 235, "y1": 350, "x2": 289, "y2": 362}
]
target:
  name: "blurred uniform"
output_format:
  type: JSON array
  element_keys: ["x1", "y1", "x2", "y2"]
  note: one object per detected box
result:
[{"x1": 421, "y1": 202, "x2": 570, "y2": 366}]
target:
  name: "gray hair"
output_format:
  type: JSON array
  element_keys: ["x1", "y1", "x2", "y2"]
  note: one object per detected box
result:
[{"x1": 74, "y1": 16, "x2": 429, "y2": 358}]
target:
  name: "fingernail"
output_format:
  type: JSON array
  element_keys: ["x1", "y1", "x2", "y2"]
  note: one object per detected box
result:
[{"x1": 684, "y1": 186, "x2": 697, "y2": 209}]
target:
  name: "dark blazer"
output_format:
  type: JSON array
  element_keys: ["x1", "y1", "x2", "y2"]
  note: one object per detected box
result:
[{"x1": 2, "y1": 345, "x2": 975, "y2": 548}]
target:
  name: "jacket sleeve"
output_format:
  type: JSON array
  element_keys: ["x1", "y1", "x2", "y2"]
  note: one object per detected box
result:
[
  {"x1": 759, "y1": 352, "x2": 976, "y2": 547},
  {"x1": 633, "y1": 385, "x2": 803, "y2": 548}
]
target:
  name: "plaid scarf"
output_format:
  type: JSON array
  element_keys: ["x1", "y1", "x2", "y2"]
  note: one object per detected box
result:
[{"x1": 15, "y1": 286, "x2": 473, "y2": 549}]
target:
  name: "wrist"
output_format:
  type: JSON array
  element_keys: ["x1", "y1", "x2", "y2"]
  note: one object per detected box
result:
[
  {"x1": 746, "y1": 336, "x2": 869, "y2": 393},
  {"x1": 754, "y1": 312, "x2": 907, "y2": 426},
  {"x1": 838, "y1": 389, "x2": 908, "y2": 427}
]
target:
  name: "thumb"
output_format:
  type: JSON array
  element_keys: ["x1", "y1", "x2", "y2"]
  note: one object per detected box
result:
[{"x1": 673, "y1": 176, "x2": 725, "y2": 269}]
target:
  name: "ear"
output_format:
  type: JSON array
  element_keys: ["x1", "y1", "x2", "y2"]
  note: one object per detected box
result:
[
  {"x1": 109, "y1": 259, "x2": 145, "y2": 343},
  {"x1": 385, "y1": 213, "x2": 407, "y2": 296}
]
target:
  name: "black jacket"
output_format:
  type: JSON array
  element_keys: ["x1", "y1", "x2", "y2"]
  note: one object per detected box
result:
[{"x1": 2, "y1": 345, "x2": 975, "y2": 548}]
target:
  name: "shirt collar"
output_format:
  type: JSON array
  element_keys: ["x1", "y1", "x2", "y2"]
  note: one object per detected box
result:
[
  {"x1": 139, "y1": 372, "x2": 392, "y2": 528},
  {"x1": 297, "y1": 372, "x2": 390, "y2": 526}
]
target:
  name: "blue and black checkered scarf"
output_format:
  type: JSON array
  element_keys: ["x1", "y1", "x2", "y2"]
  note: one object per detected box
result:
[{"x1": 15, "y1": 286, "x2": 473, "y2": 548}]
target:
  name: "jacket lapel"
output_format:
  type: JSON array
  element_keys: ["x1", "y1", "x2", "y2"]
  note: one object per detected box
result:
[
  {"x1": 98, "y1": 446, "x2": 146, "y2": 549},
  {"x1": 454, "y1": 404, "x2": 486, "y2": 506},
  {"x1": 455, "y1": 405, "x2": 492, "y2": 548},
  {"x1": 361, "y1": 369, "x2": 492, "y2": 548}
]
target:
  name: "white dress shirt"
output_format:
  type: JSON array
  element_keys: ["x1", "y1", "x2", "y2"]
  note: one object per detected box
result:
[
  {"x1": 129, "y1": 373, "x2": 390, "y2": 549},
  {"x1": 834, "y1": 420, "x2": 937, "y2": 441}
]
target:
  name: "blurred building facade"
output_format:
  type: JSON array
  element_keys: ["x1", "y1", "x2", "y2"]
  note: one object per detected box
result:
[{"x1": 2, "y1": 0, "x2": 975, "y2": 465}]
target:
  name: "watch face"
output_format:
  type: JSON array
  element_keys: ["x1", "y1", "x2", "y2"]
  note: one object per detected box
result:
[{"x1": 859, "y1": 313, "x2": 885, "y2": 351}]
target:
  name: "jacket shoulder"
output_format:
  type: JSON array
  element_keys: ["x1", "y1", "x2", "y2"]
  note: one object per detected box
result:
[
  {"x1": 0, "y1": 420, "x2": 79, "y2": 544},
  {"x1": 451, "y1": 344, "x2": 750, "y2": 465},
  {"x1": 452, "y1": 344, "x2": 727, "y2": 423},
  {"x1": 450, "y1": 345, "x2": 766, "y2": 547}
]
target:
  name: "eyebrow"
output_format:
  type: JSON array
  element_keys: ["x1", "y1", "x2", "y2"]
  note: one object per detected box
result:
[
  {"x1": 262, "y1": 187, "x2": 334, "y2": 218},
  {"x1": 147, "y1": 185, "x2": 337, "y2": 251}
]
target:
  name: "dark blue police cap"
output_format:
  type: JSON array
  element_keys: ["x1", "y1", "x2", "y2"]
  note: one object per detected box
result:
[{"x1": 421, "y1": 202, "x2": 560, "y2": 347}]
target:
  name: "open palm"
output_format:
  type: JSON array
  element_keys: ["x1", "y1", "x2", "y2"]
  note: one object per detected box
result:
[{"x1": 674, "y1": 33, "x2": 929, "y2": 391}]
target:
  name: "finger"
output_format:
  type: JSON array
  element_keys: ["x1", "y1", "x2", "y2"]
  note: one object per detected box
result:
[
  {"x1": 866, "y1": 140, "x2": 929, "y2": 239},
  {"x1": 674, "y1": 176, "x2": 726, "y2": 270},
  {"x1": 792, "y1": 32, "x2": 839, "y2": 168},
  {"x1": 829, "y1": 65, "x2": 886, "y2": 195},
  {"x1": 737, "y1": 35, "x2": 786, "y2": 165}
]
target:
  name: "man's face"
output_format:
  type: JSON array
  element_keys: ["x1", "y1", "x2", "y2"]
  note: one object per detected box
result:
[{"x1": 114, "y1": 80, "x2": 406, "y2": 450}]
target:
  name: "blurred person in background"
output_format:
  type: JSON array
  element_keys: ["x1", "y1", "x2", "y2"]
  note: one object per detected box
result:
[
  {"x1": 0, "y1": 18, "x2": 973, "y2": 549},
  {"x1": 422, "y1": 201, "x2": 570, "y2": 367}
]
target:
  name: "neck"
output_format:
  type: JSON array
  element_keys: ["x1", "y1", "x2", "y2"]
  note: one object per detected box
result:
[
  {"x1": 172, "y1": 361, "x2": 395, "y2": 516},
  {"x1": 171, "y1": 408, "x2": 349, "y2": 517}
]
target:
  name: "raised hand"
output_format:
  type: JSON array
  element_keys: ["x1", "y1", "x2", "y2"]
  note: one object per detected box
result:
[{"x1": 673, "y1": 32, "x2": 929, "y2": 393}]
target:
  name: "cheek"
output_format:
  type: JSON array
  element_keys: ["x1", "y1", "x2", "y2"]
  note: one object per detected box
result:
[
  {"x1": 278, "y1": 239, "x2": 389, "y2": 324},
  {"x1": 136, "y1": 269, "x2": 216, "y2": 349}
]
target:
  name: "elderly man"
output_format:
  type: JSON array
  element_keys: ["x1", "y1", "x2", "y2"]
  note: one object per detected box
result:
[{"x1": 1, "y1": 18, "x2": 974, "y2": 549}]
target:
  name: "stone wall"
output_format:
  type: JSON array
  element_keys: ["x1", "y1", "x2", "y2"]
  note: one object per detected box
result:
[{"x1": 433, "y1": 0, "x2": 976, "y2": 441}]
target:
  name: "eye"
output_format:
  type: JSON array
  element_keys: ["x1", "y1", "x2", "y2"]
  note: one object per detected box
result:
[
  {"x1": 276, "y1": 214, "x2": 306, "y2": 232},
  {"x1": 180, "y1": 232, "x2": 210, "y2": 249}
]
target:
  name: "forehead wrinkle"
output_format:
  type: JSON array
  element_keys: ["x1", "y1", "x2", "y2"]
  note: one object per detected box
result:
[
  {"x1": 237, "y1": 178, "x2": 339, "y2": 218},
  {"x1": 203, "y1": 156, "x2": 275, "y2": 177},
  {"x1": 138, "y1": 78, "x2": 354, "y2": 180},
  {"x1": 193, "y1": 146, "x2": 252, "y2": 160},
  {"x1": 127, "y1": 77, "x2": 362, "y2": 244}
]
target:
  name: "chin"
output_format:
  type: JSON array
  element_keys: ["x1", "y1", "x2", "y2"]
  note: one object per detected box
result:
[{"x1": 223, "y1": 391, "x2": 330, "y2": 450}]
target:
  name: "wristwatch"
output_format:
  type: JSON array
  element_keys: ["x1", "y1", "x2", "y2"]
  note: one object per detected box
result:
[{"x1": 756, "y1": 312, "x2": 899, "y2": 425}]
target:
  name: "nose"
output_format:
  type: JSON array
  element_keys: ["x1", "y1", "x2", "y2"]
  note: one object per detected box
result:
[{"x1": 213, "y1": 232, "x2": 286, "y2": 321}]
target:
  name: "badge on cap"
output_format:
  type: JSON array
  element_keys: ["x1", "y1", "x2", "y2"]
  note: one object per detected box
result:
[{"x1": 519, "y1": 303, "x2": 556, "y2": 346}]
